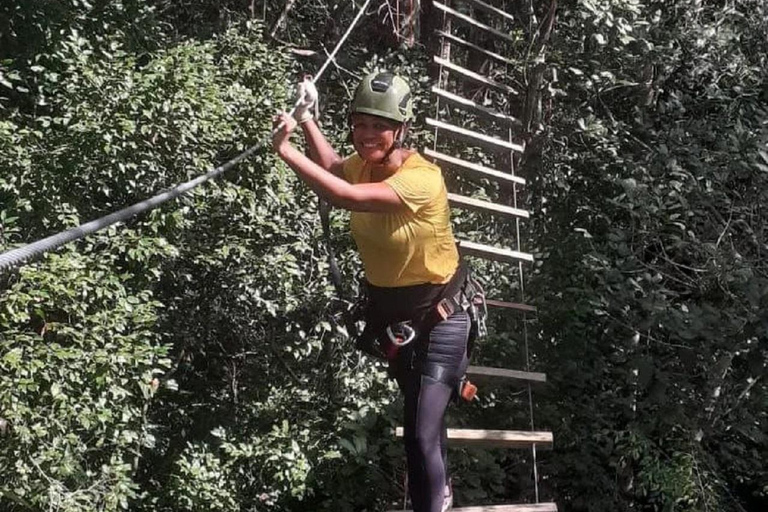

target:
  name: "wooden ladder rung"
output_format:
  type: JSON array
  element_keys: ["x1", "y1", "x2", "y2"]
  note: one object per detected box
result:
[
  {"x1": 434, "y1": 2, "x2": 517, "y2": 45},
  {"x1": 395, "y1": 427, "x2": 553, "y2": 449},
  {"x1": 448, "y1": 193, "x2": 529, "y2": 220},
  {"x1": 486, "y1": 299, "x2": 537, "y2": 313},
  {"x1": 433, "y1": 86, "x2": 521, "y2": 127},
  {"x1": 436, "y1": 29, "x2": 517, "y2": 68},
  {"x1": 425, "y1": 148, "x2": 525, "y2": 186},
  {"x1": 436, "y1": 29, "x2": 518, "y2": 67},
  {"x1": 459, "y1": 0, "x2": 516, "y2": 23},
  {"x1": 428, "y1": 118, "x2": 524, "y2": 154},
  {"x1": 457, "y1": 239, "x2": 533, "y2": 264},
  {"x1": 467, "y1": 365, "x2": 546, "y2": 384},
  {"x1": 434, "y1": 56, "x2": 520, "y2": 97},
  {"x1": 389, "y1": 504, "x2": 559, "y2": 512}
]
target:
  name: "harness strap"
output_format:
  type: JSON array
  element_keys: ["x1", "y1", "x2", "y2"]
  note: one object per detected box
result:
[
  {"x1": 415, "y1": 261, "x2": 474, "y2": 337},
  {"x1": 421, "y1": 363, "x2": 453, "y2": 385},
  {"x1": 386, "y1": 262, "x2": 476, "y2": 352},
  {"x1": 421, "y1": 358, "x2": 476, "y2": 402},
  {"x1": 356, "y1": 263, "x2": 466, "y2": 359},
  {"x1": 319, "y1": 199, "x2": 359, "y2": 339}
]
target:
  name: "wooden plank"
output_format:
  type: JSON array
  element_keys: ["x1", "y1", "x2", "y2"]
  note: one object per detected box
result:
[
  {"x1": 434, "y1": 56, "x2": 520, "y2": 96},
  {"x1": 467, "y1": 365, "x2": 547, "y2": 384},
  {"x1": 389, "y1": 504, "x2": 558, "y2": 512},
  {"x1": 436, "y1": 29, "x2": 518, "y2": 67},
  {"x1": 448, "y1": 193, "x2": 529, "y2": 220},
  {"x1": 486, "y1": 299, "x2": 537, "y2": 313},
  {"x1": 433, "y1": 86, "x2": 521, "y2": 127},
  {"x1": 457, "y1": 238, "x2": 533, "y2": 264},
  {"x1": 427, "y1": 118, "x2": 524, "y2": 154},
  {"x1": 424, "y1": 148, "x2": 525, "y2": 186},
  {"x1": 461, "y1": 0, "x2": 517, "y2": 23},
  {"x1": 434, "y1": 2, "x2": 517, "y2": 45},
  {"x1": 395, "y1": 427, "x2": 553, "y2": 449}
]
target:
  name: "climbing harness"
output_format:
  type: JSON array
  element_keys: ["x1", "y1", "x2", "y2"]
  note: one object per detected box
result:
[
  {"x1": 355, "y1": 260, "x2": 488, "y2": 401},
  {"x1": 0, "y1": 0, "x2": 373, "y2": 275}
]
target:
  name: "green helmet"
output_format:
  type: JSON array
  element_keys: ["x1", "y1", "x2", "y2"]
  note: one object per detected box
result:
[{"x1": 350, "y1": 72, "x2": 414, "y2": 124}]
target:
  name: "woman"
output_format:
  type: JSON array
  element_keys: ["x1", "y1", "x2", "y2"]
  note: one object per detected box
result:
[{"x1": 272, "y1": 71, "x2": 471, "y2": 512}]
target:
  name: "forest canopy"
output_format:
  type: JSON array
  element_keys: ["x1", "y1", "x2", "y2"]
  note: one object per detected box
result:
[{"x1": 0, "y1": 1, "x2": 766, "y2": 511}]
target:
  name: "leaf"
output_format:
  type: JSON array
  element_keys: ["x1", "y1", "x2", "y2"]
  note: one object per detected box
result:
[
  {"x1": 338, "y1": 438, "x2": 356, "y2": 454},
  {"x1": 636, "y1": 357, "x2": 654, "y2": 390}
]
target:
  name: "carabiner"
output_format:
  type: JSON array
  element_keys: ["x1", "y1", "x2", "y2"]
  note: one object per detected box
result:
[{"x1": 386, "y1": 321, "x2": 417, "y2": 347}]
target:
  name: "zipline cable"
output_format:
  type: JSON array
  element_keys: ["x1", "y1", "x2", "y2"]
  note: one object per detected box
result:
[
  {"x1": 0, "y1": 0, "x2": 372, "y2": 276},
  {"x1": 0, "y1": 145, "x2": 261, "y2": 274}
]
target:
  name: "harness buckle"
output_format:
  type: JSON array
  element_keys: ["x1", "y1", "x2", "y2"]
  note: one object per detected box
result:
[
  {"x1": 436, "y1": 298, "x2": 455, "y2": 320},
  {"x1": 466, "y1": 276, "x2": 488, "y2": 338}
]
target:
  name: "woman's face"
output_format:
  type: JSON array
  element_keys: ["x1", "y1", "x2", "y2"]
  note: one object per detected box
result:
[{"x1": 350, "y1": 113, "x2": 400, "y2": 162}]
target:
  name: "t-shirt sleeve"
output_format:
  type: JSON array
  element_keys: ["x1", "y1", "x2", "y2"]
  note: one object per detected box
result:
[{"x1": 385, "y1": 164, "x2": 444, "y2": 214}]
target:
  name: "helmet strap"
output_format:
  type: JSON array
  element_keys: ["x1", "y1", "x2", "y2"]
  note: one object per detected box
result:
[
  {"x1": 379, "y1": 123, "x2": 408, "y2": 165},
  {"x1": 378, "y1": 143, "x2": 398, "y2": 165},
  {"x1": 378, "y1": 124, "x2": 408, "y2": 165}
]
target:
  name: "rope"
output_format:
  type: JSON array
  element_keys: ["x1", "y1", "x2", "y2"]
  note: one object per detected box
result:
[
  {"x1": 311, "y1": 0, "x2": 372, "y2": 87},
  {"x1": 510, "y1": 100, "x2": 540, "y2": 504},
  {"x1": 431, "y1": 0, "x2": 451, "y2": 154},
  {"x1": 318, "y1": 197, "x2": 360, "y2": 341},
  {"x1": 0, "y1": 0, "x2": 372, "y2": 275}
]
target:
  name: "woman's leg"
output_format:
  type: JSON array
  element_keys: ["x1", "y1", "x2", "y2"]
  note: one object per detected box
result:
[
  {"x1": 441, "y1": 424, "x2": 448, "y2": 488},
  {"x1": 399, "y1": 311, "x2": 470, "y2": 512},
  {"x1": 401, "y1": 372, "x2": 454, "y2": 512}
]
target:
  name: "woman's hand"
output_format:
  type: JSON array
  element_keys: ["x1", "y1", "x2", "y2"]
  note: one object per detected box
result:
[
  {"x1": 293, "y1": 76, "x2": 318, "y2": 124},
  {"x1": 272, "y1": 112, "x2": 298, "y2": 156}
]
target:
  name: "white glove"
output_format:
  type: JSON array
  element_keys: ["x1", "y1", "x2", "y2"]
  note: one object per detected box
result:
[{"x1": 293, "y1": 76, "x2": 318, "y2": 124}]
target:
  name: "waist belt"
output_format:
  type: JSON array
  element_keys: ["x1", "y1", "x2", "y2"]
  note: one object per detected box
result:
[{"x1": 356, "y1": 261, "x2": 487, "y2": 361}]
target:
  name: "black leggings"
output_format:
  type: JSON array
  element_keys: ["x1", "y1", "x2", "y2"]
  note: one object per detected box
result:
[{"x1": 395, "y1": 311, "x2": 470, "y2": 512}]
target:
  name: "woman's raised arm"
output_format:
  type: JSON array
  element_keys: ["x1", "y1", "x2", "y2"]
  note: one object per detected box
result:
[{"x1": 273, "y1": 113, "x2": 403, "y2": 213}]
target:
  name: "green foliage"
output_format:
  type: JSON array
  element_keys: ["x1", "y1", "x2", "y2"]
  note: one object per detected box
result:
[
  {"x1": 0, "y1": 3, "x2": 299, "y2": 509},
  {"x1": 2, "y1": 0, "x2": 767, "y2": 511},
  {"x1": 531, "y1": 0, "x2": 768, "y2": 510},
  {"x1": 0, "y1": 240, "x2": 172, "y2": 511}
]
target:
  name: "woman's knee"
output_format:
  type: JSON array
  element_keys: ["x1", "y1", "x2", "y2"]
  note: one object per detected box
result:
[{"x1": 406, "y1": 429, "x2": 441, "y2": 459}]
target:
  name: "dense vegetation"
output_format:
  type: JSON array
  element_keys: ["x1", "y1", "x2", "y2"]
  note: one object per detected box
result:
[{"x1": 1, "y1": 0, "x2": 765, "y2": 511}]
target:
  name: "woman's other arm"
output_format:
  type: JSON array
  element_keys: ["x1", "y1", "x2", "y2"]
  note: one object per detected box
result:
[{"x1": 300, "y1": 119, "x2": 345, "y2": 178}]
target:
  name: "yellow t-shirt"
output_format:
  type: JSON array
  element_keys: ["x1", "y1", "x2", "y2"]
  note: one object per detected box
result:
[{"x1": 343, "y1": 153, "x2": 459, "y2": 287}]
